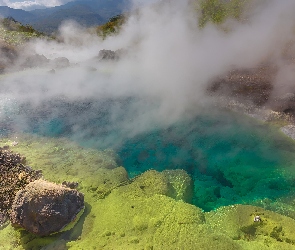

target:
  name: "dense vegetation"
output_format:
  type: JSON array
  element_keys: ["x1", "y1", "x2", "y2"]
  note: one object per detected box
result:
[
  {"x1": 94, "y1": 0, "x2": 248, "y2": 39},
  {"x1": 197, "y1": 0, "x2": 247, "y2": 27},
  {"x1": 95, "y1": 14, "x2": 125, "y2": 39}
]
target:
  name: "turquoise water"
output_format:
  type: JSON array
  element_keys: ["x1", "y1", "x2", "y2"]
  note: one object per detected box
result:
[
  {"x1": 118, "y1": 110, "x2": 295, "y2": 210},
  {"x1": 5, "y1": 98, "x2": 295, "y2": 211}
]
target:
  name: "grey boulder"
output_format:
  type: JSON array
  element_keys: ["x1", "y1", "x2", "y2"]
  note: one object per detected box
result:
[
  {"x1": 98, "y1": 49, "x2": 119, "y2": 60},
  {"x1": 10, "y1": 179, "x2": 84, "y2": 236}
]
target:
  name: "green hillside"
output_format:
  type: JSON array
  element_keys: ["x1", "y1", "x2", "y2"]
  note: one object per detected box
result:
[
  {"x1": 196, "y1": 0, "x2": 247, "y2": 27},
  {"x1": 95, "y1": 14, "x2": 125, "y2": 38},
  {"x1": 0, "y1": 17, "x2": 48, "y2": 46},
  {"x1": 94, "y1": 0, "x2": 248, "y2": 39}
]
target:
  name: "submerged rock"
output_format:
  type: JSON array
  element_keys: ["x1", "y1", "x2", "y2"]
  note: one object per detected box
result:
[{"x1": 10, "y1": 179, "x2": 84, "y2": 236}]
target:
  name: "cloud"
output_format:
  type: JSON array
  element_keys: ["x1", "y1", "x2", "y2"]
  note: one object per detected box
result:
[
  {"x1": 0, "y1": 0, "x2": 75, "y2": 10},
  {"x1": 0, "y1": 0, "x2": 9, "y2": 6}
]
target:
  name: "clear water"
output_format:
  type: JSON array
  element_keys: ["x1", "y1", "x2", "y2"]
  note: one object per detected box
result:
[{"x1": 4, "y1": 97, "x2": 295, "y2": 211}]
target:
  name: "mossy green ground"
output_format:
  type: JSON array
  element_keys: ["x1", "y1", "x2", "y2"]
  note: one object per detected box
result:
[{"x1": 1, "y1": 133, "x2": 295, "y2": 249}]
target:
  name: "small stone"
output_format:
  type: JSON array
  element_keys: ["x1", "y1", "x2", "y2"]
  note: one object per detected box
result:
[{"x1": 254, "y1": 215, "x2": 261, "y2": 222}]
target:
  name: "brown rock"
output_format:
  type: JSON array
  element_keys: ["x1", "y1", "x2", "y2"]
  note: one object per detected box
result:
[{"x1": 10, "y1": 179, "x2": 84, "y2": 236}]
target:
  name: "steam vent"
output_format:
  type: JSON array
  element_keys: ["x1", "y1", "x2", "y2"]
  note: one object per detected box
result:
[{"x1": 2, "y1": 0, "x2": 295, "y2": 249}]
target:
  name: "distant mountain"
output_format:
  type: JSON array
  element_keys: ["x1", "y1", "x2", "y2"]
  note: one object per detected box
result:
[
  {"x1": 0, "y1": 6, "x2": 35, "y2": 22},
  {"x1": 0, "y1": 0, "x2": 130, "y2": 34},
  {"x1": 29, "y1": 4, "x2": 105, "y2": 34}
]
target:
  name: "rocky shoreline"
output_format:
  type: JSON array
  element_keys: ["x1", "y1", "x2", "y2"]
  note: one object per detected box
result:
[{"x1": 209, "y1": 64, "x2": 295, "y2": 141}]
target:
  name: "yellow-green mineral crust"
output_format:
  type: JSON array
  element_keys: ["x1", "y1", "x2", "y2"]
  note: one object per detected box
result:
[{"x1": 1, "y1": 134, "x2": 295, "y2": 249}]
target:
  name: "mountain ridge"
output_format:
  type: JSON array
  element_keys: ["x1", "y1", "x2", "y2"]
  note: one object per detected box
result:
[{"x1": 0, "y1": 0, "x2": 130, "y2": 34}]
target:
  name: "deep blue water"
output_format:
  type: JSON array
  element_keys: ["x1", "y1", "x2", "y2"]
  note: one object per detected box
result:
[{"x1": 4, "y1": 97, "x2": 295, "y2": 211}]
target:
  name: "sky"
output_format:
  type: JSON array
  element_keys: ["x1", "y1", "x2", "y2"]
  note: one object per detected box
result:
[
  {"x1": 0, "y1": 0, "x2": 75, "y2": 10},
  {"x1": 0, "y1": 0, "x2": 149, "y2": 11}
]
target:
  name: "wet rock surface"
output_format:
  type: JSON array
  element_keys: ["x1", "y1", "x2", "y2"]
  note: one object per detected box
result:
[
  {"x1": 0, "y1": 146, "x2": 42, "y2": 218},
  {"x1": 10, "y1": 179, "x2": 84, "y2": 236}
]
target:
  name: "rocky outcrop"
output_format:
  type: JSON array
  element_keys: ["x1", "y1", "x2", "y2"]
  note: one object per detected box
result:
[
  {"x1": 0, "y1": 43, "x2": 18, "y2": 73},
  {"x1": 271, "y1": 93, "x2": 295, "y2": 113},
  {"x1": 0, "y1": 146, "x2": 42, "y2": 219},
  {"x1": 52, "y1": 57, "x2": 70, "y2": 68},
  {"x1": 21, "y1": 54, "x2": 50, "y2": 68},
  {"x1": 10, "y1": 179, "x2": 84, "y2": 236},
  {"x1": 209, "y1": 66, "x2": 275, "y2": 106},
  {"x1": 209, "y1": 64, "x2": 295, "y2": 117},
  {"x1": 98, "y1": 49, "x2": 120, "y2": 61},
  {"x1": 18, "y1": 54, "x2": 71, "y2": 70}
]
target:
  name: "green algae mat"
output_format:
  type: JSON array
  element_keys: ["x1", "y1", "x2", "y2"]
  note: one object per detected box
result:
[{"x1": 1, "y1": 132, "x2": 295, "y2": 250}]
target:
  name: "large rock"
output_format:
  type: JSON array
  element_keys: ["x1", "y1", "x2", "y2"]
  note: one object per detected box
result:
[
  {"x1": 20, "y1": 54, "x2": 50, "y2": 68},
  {"x1": 98, "y1": 49, "x2": 119, "y2": 61},
  {"x1": 10, "y1": 179, "x2": 84, "y2": 236},
  {"x1": 51, "y1": 57, "x2": 70, "y2": 68}
]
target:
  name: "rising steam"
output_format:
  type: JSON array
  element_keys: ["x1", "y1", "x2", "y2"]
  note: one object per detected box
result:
[{"x1": 1, "y1": 0, "x2": 295, "y2": 146}]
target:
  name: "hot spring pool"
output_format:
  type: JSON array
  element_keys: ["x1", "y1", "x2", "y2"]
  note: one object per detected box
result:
[{"x1": 3, "y1": 98, "x2": 295, "y2": 212}]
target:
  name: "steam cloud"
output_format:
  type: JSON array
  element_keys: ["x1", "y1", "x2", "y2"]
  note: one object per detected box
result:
[{"x1": 1, "y1": 0, "x2": 295, "y2": 147}]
